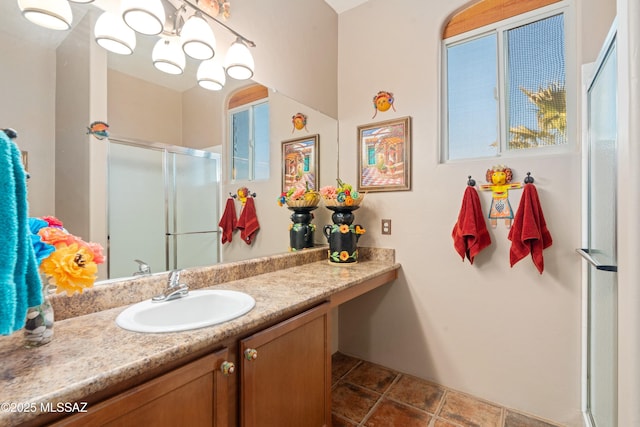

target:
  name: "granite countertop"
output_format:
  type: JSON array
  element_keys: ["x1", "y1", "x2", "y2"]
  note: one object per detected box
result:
[{"x1": 0, "y1": 247, "x2": 399, "y2": 426}]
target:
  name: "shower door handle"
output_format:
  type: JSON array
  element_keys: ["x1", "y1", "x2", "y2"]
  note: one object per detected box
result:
[
  {"x1": 576, "y1": 248, "x2": 618, "y2": 272},
  {"x1": 166, "y1": 230, "x2": 218, "y2": 236}
]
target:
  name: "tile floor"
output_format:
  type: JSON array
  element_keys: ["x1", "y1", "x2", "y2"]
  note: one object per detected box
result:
[{"x1": 331, "y1": 352, "x2": 565, "y2": 427}]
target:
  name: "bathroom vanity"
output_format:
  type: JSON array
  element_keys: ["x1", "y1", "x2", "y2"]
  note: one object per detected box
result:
[{"x1": 0, "y1": 247, "x2": 399, "y2": 426}]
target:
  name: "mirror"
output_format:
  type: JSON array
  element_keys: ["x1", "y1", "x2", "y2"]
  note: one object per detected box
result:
[{"x1": 0, "y1": 1, "x2": 338, "y2": 283}]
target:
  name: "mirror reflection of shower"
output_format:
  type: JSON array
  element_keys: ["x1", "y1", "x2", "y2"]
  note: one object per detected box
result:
[{"x1": 107, "y1": 137, "x2": 221, "y2": 279}]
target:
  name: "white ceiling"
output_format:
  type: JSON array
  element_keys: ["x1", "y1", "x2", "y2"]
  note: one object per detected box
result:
[{"x1": 323, "y1": 0, "x2": 370, "y2": 14}]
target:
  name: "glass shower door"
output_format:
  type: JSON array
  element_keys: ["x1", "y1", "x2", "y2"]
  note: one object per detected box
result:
[
  {"x1": 167, "y1": 151, "x2": 220, "y2": 271},
  {"x1": 108, "y1": 143, "x2": 166, "y2": 279},
  {"x1": 109, "y1": 141, "x2": 220, "y2": 279},
  {"x1": 580, "y1": 27, "x2": 618, "y2": 427}
]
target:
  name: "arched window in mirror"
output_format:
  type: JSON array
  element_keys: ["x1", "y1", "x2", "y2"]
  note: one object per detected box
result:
[
  {"x1": 442, "y1": 0, "x2": 568, "y2": 161},
  {"x1": 228, "y1": 84, "x2": 270, "y2": 181}
]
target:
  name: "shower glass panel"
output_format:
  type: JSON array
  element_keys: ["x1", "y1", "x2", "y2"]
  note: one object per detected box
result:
[
  {"x1": 108, "y1": 143, "x2": 165, "y2": 278},
  {"x1": 167, "y1": 151, "x2": 220, "y2": 270},
  {"x1": 109, "y1": 140, "x2": 221, "y2": 279},
  {"x1": 584, "y1": 29, "x2": 617, "y2": 427}
]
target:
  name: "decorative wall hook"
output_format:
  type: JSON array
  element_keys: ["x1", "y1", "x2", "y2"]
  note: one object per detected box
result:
[
  {"x1": 524, "y1": 172, "x2": 535, "y2": 184},
  {"x1": 232, "y1": 187, "x2": 257, "y2": 205}
]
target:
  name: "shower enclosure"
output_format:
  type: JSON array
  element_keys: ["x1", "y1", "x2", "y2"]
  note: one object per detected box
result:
[
  {"x1": 579, "y1": 22, "x2": 618, "y2": 427},
  {"x1": 107, "y1": 138, "x2": 221, "y2": 279}
]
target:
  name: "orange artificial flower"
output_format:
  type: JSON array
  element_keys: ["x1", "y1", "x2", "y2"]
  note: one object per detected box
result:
[
  {"x1": 40, "y1": 243, "x2": 98, "y2": 296},
  {"x1": 38, "y1": 227, "x2": 77, "y2": 247}
]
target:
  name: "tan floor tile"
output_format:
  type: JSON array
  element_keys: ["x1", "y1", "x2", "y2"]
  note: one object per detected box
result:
[
  {"x1": 505, "y1": 410, "x2": 564, "y2": 427},
  {"x1": 363, "y1": 398, "x2": 431, "y2": 427},
  {"x1": 387, "y1": 374, "x2": 445, "y2": 413},
  {"x1": 332, "y1": 381, "x2": 381, "y2": 423},
  {"x1": 332, "y1": 352, "x2": 361, "y2": 384},
  {"x1": 438, "y1": 391, "x2": 503, "y2": 427},
  {"x1": 345, "y1": 360, "x2": 399, "y2": 393},
  {"x1": 332, "y1": 412, "x2": 359, "y2": 426},
  {"x1": 432, "y1": 417, "x2": 464, "y2": 427}
]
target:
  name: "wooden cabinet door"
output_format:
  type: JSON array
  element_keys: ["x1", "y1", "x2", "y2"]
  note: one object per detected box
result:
[
  {"x1": 52, "y1": 348, "x2": 232, "y2": 427},
  {"x1": 240, "y1": 303, "x2": 330, "y2": 427}
]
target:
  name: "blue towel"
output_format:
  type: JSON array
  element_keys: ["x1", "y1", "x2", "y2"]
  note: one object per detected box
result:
[{"x1": 0, "y1": 132, "x2": 43, "y2": 335}]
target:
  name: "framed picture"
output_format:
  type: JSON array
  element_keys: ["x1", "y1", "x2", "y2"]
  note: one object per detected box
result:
[
  {"x1": 357, "y1": 116, "x2": 411, "y2": 192},
  {"x1": 281, "y1": 134, "x2": 319, "y2": 192}
]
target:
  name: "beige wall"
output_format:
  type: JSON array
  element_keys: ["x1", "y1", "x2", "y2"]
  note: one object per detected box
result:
[
  {"x1": 55, "y1": 15, "x2": 92, "y2": 240},
  {"x1": 615, "y1": 0, "x2": 640, "y2": 425},
  {"x1": 227, "y1": 0, "x2": 339, "y2": 118},
  {"x1": 108, "y1": 70, "x2": 183, "y2": 146},
  {"x1": 0, "y1": 32, "x2": 56, "y2": 217},
  {"x1": 335, "y1": 0, "x2": 615, "y2": 425}
]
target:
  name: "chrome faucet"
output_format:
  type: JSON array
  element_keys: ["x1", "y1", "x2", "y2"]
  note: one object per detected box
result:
[
  {"x1": 133, "y1": 259, "x2": 151, "y2": 276},
  {"x1": 152, "y1": 270, "x2": 189, "y2": 302}
]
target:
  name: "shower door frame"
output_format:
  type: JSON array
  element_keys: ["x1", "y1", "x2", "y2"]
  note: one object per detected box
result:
[
  {"x1": 107, "y1": 136, "x2": 221, "y2": 279},
  {"x1": 580, "y1": 21, "x2": 618, "y2": 427}
]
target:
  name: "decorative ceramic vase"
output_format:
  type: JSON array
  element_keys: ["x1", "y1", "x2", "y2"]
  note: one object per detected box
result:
[
  {"x1": 288, "y1": 206, "x2": 317, "y2": 250},
  {"x1": 24, "y1": 276, "x2": 54, "y2": 348},
  {"x1": 323, "y1": 206, "x2": 364, "y2": 264}
]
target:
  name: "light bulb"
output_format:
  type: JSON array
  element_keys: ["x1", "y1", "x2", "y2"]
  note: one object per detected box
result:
[
  {"x1": 95, "y1": 12, "x2": 136, "y2": 55},
  {"x1": 224, "y1": 38, "x2": 255, "y2": 80},
  {"x1": 17, "y1": 0, "x2": 72, "y2": 31},
  {"x1": 181, "y1": 13, "x2": 216, "y2": 60},
  {"x1": 152, "y1": 38, "x2": 186, "y2": 75},
  {"x1": 198, "y1": 59, "x2": 226, "y2": 91},
  {"x1": 121, "y1": 0, "x2": 165, "y2": 36}
]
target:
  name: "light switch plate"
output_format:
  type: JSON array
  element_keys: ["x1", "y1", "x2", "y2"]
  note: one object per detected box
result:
[{"x1": 381, "y1": 219, "x2": 392, "y2": 235}]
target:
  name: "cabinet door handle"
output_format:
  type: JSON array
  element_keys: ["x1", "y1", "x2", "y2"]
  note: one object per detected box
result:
[
  {"x1": 220, "y1": 361, "x2": 235, "y2": 376},
  {"x1": 244, "y1": 348, "x2": 258, "y2": 361}
]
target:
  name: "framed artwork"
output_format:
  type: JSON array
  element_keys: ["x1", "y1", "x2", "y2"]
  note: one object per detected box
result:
[
  {"x1": 281, "y1": 134, "x2": 319, "y2": 192},
  {"x1": 357, "y1": 116, "x2": 411, "y2": 192}
]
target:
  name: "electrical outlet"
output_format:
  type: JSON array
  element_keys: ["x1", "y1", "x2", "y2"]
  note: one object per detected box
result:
[{"x1": 381, "y1": 219, "x2": 392, "y2": 235}]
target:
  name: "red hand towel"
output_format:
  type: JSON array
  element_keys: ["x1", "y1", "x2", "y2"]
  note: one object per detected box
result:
[
  {"x1": 508, "y1": 184, "x2": 552, "y2": 274},
  {"x1": 218, "y1": 198, "x2": 237, "y2": 244},
  {"x1": 237, "y1": 197, "x2": 260, "y2": 245},
  {"x1": 452, "y1": 186, "x2": 491, "y2": 264}
]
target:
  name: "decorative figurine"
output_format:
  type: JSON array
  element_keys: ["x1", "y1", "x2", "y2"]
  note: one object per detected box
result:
[
  {"x1": 87, "y1": 121, "x2": 109, "y2": 140},
  {"x1": 372, "y1": 91, "x2": 395, "y2": 118},
  {"x1": 291, "y1": 113, "x2": 308, "y2": 132},
  {"x1": 480, "y1": 165, "x2": 522, "y2": 228},
  {"x1": 237, "y1": 187, "x2": 250, "y2": 205}
]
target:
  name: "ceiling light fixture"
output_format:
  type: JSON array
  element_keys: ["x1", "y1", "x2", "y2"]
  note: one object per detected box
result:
[
  {"x1": 17, "y1": 0, "x2": 257, "y2": 90},
  {"x1": 121, "y1": 0, "x2": 166, "y2": 36},
  {"x1": 197, "y1": 58, "x2": 226, "y2": 91},
  {"x1": 224, "y1": 37, "x2": 255, "y2": 80},
  {"x1": 181, "y1": 12, "x2": 217, "y2": 60},
  {"x1": 152, "y1": 37, "x2": 186, "y2": 75},
  {"x1": 17, "y1": 0, "x2": 72, "y2": 31},
  {"x1": 94, "y1": 12, "x2": 136, "y2": 55}
]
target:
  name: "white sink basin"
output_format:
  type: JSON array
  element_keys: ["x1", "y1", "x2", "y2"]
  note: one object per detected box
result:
[{"x1": 116, "y1": 289, "x2": 255, "y2": 333}]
